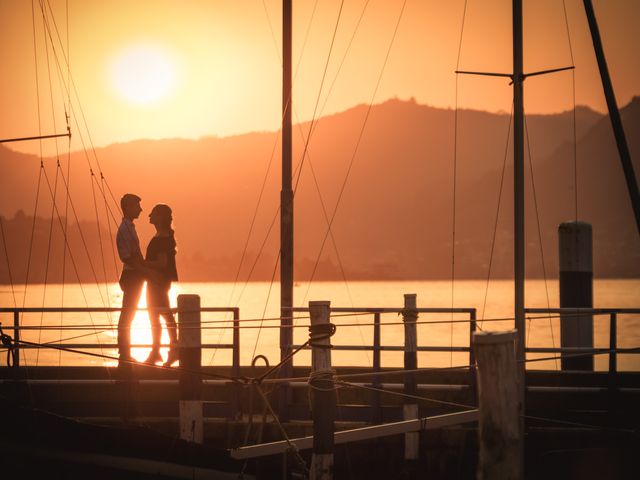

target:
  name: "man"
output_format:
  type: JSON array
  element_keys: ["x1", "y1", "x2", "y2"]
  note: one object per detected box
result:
[{"x1": 116, "y1": 193, "x2": 145, "y2": 364}]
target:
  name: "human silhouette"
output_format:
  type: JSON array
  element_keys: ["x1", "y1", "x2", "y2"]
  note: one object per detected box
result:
[
  {"x1": 144, "y1": 204, "x2": 179, "y2": 366},
  {"x1": 116, "y1": 193, "x2": 145, "y2": 365}
]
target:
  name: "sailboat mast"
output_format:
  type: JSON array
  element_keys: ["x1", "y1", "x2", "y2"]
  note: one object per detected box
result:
[
  {"x1": 280, "y1": 0, "x2": 294, "y2": 377},
  {"x1": 512, "y1": 1, "x2": 526, "y2": 472},
  {"x1": 582, "y1": 0, "x2": 640, "y2": 235},
  {"x1": 513, "y1": 0, "x2": 525, "y2": 369}
]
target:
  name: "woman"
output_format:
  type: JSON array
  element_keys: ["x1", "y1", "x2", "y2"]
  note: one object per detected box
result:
[{"x1": 144, "y1": 203, "x2": 179, "y2": 366}]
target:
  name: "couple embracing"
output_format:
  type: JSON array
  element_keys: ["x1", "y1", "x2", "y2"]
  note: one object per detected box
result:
[{"x1": 116, "y1": 193, "x2": 179, "y2": 367}]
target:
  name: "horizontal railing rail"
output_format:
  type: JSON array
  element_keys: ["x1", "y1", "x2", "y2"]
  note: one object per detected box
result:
[
  {"x1": 2, "y1": 306, "x2": 638, "y2": 375},
  {"x1": 524, "y1": 307, "x2": 640, "y2": 377},
  {"x1": 0, "y1": 306, "x2": 240, "y2": 372}
]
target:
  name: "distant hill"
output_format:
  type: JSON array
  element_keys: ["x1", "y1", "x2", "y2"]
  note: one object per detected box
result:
[{"x1": 0, "y1": 98, "x2": 637, "y2": 283}]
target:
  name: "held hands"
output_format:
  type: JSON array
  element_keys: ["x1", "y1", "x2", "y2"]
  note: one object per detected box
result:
[{"x1": 144, "y1": 268, "x2": 165, "y2": 284}]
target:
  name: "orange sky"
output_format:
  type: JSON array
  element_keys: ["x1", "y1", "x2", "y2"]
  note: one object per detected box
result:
[{"x1": 1, "y1": 0, "x2": 638, "y2": 156}]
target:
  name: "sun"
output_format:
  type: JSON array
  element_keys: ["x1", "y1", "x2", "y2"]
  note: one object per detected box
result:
[{"x1": 110, "y1": 45, "x2": 176, "y2": 104}]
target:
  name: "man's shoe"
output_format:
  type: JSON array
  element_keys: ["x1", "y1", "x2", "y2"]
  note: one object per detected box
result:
[
  {"x1": 143, "y1": 350, "x2": 163, "y2": 365},
  {"x1": 118, "y1": 354, "x2": 135, "y2": 367},
  {"x1": 163, "y1": 348, "x2": 180, "y2": 367}
]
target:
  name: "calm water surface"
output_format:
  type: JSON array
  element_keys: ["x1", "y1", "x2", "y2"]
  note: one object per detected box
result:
[{"x1": 1, "y1": 279, "x2": 638, "y2": 370}]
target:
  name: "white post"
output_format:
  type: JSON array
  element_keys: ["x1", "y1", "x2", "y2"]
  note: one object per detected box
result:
[
  {"x1": 474, "y1": 330, "x2": 523, "y2": 479},
  {"x1": 309, "y1": 300, "x2": 334, "y2": 480},
  {"x1": 178, "y1": 294, "x2": 203, "y2": 443},
  {"x1": 403, "y1": 294, "x2": 419, "y2": 461}
]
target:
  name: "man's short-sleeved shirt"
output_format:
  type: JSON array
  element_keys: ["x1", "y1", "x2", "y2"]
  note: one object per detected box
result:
[{"x1": 116, "y1": 218, "x2": 141, "y2": 270}]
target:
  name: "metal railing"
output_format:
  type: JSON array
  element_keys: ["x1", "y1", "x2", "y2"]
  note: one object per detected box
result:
[
  {"x1": 292, "y1": 306, "x2": 478, "y2": 366},
  {"x1": 0, "y1": 306, "x2": 240, "y2": 377},
  {"x1": 524, "y1": 307, "x2": 640, "y2": 376},
  {"x1": 2, "y1": 306, "x2": 638, "y2": 377}
]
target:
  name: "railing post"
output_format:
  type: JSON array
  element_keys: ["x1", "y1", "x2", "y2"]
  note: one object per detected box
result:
[
  {"x1": 402, "y1": 294, "x2": 419, "y2": 462},
  {"x1": 230, "y1": 308, "x2": 241, "y2": 420},
  {"x1": 559, "y1": 221, "x2": 594, "y2": 370},
  {"x1": 372, "y1": 312, "x2": 382, "y2": 424},
  {"x1": 469, "y1": 309, "x2": 477, "y2": 406},
  {"x1": 178, "y1": 294, "x2": 203, "y2": 443},
  {"x1": 309, "y1": 300, "x2": 334, "y2": 480},
  {"x1": 13, "y1": 310, "x2": 20, "y2": 371},
  {"x1": 474, "y1": 330, "x2": 523, "y2": 480},
  {"x1": 609, "y1": 312, "x2": 617, "y2": 391}
]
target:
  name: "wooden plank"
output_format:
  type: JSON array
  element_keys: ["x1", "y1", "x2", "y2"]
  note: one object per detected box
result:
[{"x1": 230, "y1": 409, "x2": 478, "y2": 460}]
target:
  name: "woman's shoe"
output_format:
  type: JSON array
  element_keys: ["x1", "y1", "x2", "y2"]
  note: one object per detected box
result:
[
  {"x1": 143, "y1": 350, "x2": 163, "y2": 365},
  {"x1": 164, "y1": 348, "x2": 179, "y2": 367}
]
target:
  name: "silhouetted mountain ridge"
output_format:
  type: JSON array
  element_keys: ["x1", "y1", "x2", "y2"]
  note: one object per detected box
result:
[{"x1": 0, "y1": 98, "x2": 637, "y2": 283}]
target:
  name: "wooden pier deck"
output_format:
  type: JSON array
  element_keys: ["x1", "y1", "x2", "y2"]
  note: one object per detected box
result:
[{"x1": 1, "y1": 304, "x2": 639, "y2": 478}]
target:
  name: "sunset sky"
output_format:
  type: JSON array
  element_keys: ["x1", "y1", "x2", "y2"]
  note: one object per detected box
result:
[{"x1": 0, "y1": 0, "x2": 638, "y2": 156}]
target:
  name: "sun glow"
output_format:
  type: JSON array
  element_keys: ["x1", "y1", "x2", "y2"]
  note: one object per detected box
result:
[
  {"x1": 110, "y1": 45, "x2": 176, "y2": 104},
  {"x1": 129, "y1": 283, "x2": 180, "y2": 363}
]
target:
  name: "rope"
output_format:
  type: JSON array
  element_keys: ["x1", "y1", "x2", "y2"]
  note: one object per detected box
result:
[
  {"x1": 479, "y1": 103, "x2": 513, "y2": 330},
  {"x1": 522, "y1": 413, "x2": 637, "y2": 435},
  {"x1": 36, "y1": 11, "x2": 63, "y2": 367},
  {"x1": 291, "y1": 0, "x2": 345, "y2": 195},
  {"x1": 299, "y1": 0, "x2": 408, "y2": 303},
  {"x1": 561, "y1": 0, "x2": 578, "y2": 222},
  {"x1": 254, "y1": 384, "x2": 309, "y2": 475},
  {"x1": 523, "y1": 113, "x2": 558, "y2": 369},
  {"x1": 8, "y1": 336, "x2": 245, "y2": 384},
  {"x1": 32, "y1": 1, "x2": 115, "y2": 376},
  {"x1": 336, "y1": 380, "x2": 476, "y2": 411},
  {"x1": 0, "y1": 218, "x2": 18, "y2": 307},
  {"x1": 520, "y1": 347, "x2": 640, "y2": 365},
  {"x1": 291, "y1": 0, "x2": 374, "y2": 368},
  {"x1": 451, "y1": 0, "x2": 469, "y2": 368},
  {"x1": 228, "y1": 0, "x2": 346, "y2": 369},
  {"x1": 249, "y1": 251, "x2": 280, "y2": 362},
  {"x1": 0, "y1": 324, "x2": 17, "y2": 368}
]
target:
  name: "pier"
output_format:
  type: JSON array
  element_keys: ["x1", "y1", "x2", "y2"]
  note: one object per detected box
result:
[{"x1": 1, "y1": 298, "x2": 639, "y2": 478}]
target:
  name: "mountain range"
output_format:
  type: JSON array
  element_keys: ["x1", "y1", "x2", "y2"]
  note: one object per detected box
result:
[{"x1": 0, "y1": 97, "x2": 638, "y2": 283}]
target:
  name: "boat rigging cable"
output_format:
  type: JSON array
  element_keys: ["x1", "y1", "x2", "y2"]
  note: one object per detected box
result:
[
  {"x1": 225, "y1": 0, "x2": 322, "y2": 316},
  {"x1": 451, "y1": 0, "x2": 469, "y2": 367},
  {"x1": 242, "y1": 0, "x2": 375, "y2": 370},
  {"x1": 298, "y1": 0, "x2": 408, "y2": 305},
  {"x1": 36, "y1": 0, "x2": 70, "y2": 367},
  {"x1": 523, "y1": 113, "x2": 557, "y2": 368},
  {"x1": 207, "y1": 2, "x2": 325, "y2": 367},
  {"x1": 479, "y1": 103, "x2": 512, "y2": 331},
  {"x1": 17, "y1": 0, "x2": 124, "y2": 375},
  {"x1": 30, "y1": 22, "x2": 113, "y2": 373},
  {"x1": 561, "y1": 0, "x2": 579, "y2": 222}
]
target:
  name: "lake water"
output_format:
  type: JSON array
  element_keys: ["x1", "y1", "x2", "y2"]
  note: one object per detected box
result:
[{"x1": 1, "y1": 279, "x2": 638, "y2": 371}]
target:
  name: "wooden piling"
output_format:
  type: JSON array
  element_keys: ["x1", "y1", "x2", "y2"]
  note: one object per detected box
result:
[
  {"x1": 559, "y1": 221, "x2": 594, "y2": 370},
  {"x1": 309, "y1": 300, "x2": 335, "y2": 480},
  {"x1": 474, "y1": 330, "x2": 523, "y2": 480},
  {"x1": 402, "y1": 294, "x2": 419, "y2": 461},
  {"x1": 177, "y1": 294, "x2": 203, "y2": 443}
]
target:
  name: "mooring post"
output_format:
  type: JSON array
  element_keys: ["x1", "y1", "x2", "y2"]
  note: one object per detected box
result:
[
  {"x1": 309, "y1": 300, "x2": 335, "y2": 480},
  {"x1": 474, "y1": 330, "x2": 523, "y2": 480},
  {"x1": 559, "y1": 221, "x2": 594, "y2": 370},
  {"x1": 402, "y1": 294, "x2": 419, "y2": 461},
  {"x1": 177, "y1": 294, "x2": 203, "y2": 443}
]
